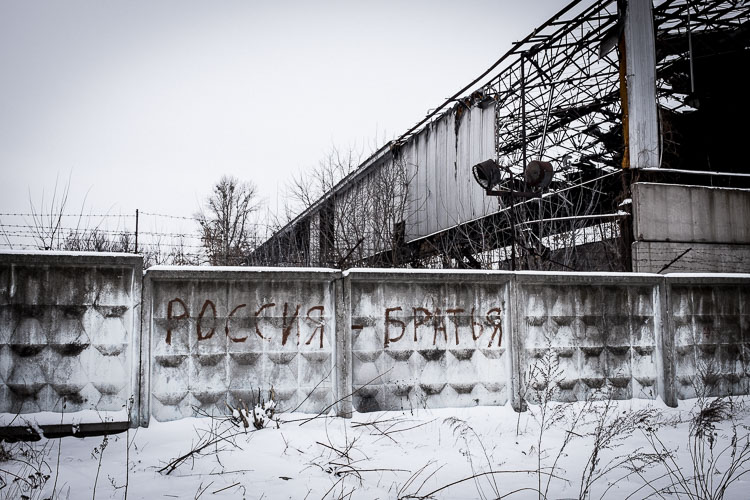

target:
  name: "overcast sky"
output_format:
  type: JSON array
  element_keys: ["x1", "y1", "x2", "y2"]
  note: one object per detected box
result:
[{"x1": 0, "y1": 0, "x2": 571, "y2": 229}]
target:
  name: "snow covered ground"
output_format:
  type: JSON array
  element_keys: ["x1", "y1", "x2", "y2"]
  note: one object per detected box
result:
[{"x1": 2, "y1": 396, "x2": 749, "y2": 499}]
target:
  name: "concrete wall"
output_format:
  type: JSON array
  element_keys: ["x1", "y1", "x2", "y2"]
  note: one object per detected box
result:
[
  {"x1": 632, "y1": 183, "x2": 750, "y2": 273},
  {"x1": 141, "y1": 267, "x2": 339, "y2": 422},
  {"x1": 632, "y1": 241, "x2": 750, "y2": 273},
  {"x1": 667, "y1": 274, "x2": 750, "y2": 400},
  {"x1": 0, "y1": 252, "x2": 142, "y2": 426},
  {"x1": 1, "y1": 251, "x2": 748, "y2": 429},
  {"x1": 633, "y1": 183, "x2": 750, "y2": 244},
  {"x1": 515, "y1": 273, "x2": 667, "y2": 404},
  {"x1": 345, "y1": 270, "x2": 512, "y2": 412}
]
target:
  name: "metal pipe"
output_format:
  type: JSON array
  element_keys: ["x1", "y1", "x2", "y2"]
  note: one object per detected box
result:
[{"x1": 135, "y1": 209, "x2": 139, "y2": 254}]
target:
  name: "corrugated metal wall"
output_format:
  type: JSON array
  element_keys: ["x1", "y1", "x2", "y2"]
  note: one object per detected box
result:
[
  {"x1": 310, "y1": 102, "x2": 497, "y2": 262},
  {"x1": 401, "y1": 104, "x2": 496, "y2": 242}
]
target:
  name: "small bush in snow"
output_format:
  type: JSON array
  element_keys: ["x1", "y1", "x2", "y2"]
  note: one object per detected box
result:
[{"x1": 227, "y1": 388, "x2": 277, "y2": 430}]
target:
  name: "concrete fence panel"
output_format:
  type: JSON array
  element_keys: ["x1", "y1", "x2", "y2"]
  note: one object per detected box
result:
[
  {"x1": 1, "y1": 250, "x2": 749, "y2": 431},
  {"x1": 345, "y1": 270, "x2": 513, "y2": 412},
  {"x1": 665, "y1": 274, "x2": 750, "y2": 400},
  {"x1": 514, "y1": 273, "x2": 668, "y2": 405},
  {"x1": 0, "y1": 252, "x2": 142, "y2": 426},
  {"x1": 142, "y1": 267, "x2": 338, "y2": 422}
]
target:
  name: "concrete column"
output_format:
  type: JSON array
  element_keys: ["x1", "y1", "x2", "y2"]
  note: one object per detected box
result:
[
  {"x1": 508, "y1": 274, "x2": 526, "y2": 412},
  {"x1": 138, "y1": 272, "x2": 152, "y2": 427},
  {"x1": 129, "y1": 260, "x2": 144, "y2": 428},
  {"x1": 624, "y1": 0, "x2": 659, "y2": 169},
  {"x1": 655, "y1": 276, "x2": 677, "y2": 407},
  {"x1": 334, "y1": 274, "x2": 353, "y2": 417}
]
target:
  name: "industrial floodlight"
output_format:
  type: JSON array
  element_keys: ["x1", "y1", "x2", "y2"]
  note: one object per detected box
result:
[
  {"x1": 472, "y1": 158, "x2": 554, "y2": 198},
  {"x1": 472, "y1": 159, "x2": 503, "y2": 191},
  {"x1": 524, "y1": 160, "x2": 554, "y2": 189}
]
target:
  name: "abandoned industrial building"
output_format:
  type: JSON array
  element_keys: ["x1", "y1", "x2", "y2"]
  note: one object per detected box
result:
[{"x1": 252, "y1": 0, "x2": 750, "y2": 274}]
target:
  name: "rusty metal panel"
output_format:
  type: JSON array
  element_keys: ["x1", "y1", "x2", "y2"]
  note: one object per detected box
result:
[{"x1": 399, "y1": 103, "x2": 496, "y2": 243}]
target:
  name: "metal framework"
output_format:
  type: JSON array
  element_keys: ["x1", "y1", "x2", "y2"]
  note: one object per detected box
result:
[
  {"x1": 256, "y1": 0, "x2": 750, "y2": 270},
  {"x1": 445, "y1": 0, "x2": 750, "y2": 270},
  {"x1": 489, "y1": 0, "x2": 622, "y2": 179},
  {"x1": 656, "y1": 0, "x2": 750, "y2": 111}
]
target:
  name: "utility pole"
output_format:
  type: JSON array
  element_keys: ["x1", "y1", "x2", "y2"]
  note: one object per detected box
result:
[{"x1": 135, "y1": 209, "x2": 139, "y2": 254}]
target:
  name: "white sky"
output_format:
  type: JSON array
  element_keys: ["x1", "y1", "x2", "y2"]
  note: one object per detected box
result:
[{"x1": 0, "y1": 0, "x2": 572, "y2": 227}]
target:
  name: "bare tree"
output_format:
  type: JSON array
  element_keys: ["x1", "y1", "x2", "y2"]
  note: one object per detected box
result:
[
  {"x1": 260, "y1": 144, "x2": 417, "y2": 269},
  {"x1": 27, "y1": 172, "x2": 73, "y2": 250},
  {"x1": 26, "y1": 172, "x2": 134, "y2": 254},
  {"x1": 197, "y1": 175, "x2": 260, "y2": 266},
  {"x1": 282, "y1": 146, "x2": 362, "y2": 222}
]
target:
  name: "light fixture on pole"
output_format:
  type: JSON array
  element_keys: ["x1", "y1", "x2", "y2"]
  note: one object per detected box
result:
[
  {"x1": 471, "y1": 158, "x2": 555, "y2": 272},
  {"x1": 524, "y1": 160, "x2": 554, "y2": 190},
  {"x1": 471, "y1": 159, "x2": 554, "y2": 198},
  {"x1": 472, "y1": 159, "x2": 504, "y2": 193}
]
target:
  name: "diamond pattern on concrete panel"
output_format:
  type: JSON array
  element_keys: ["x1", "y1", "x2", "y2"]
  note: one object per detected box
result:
[
  {"x1": 228, "y1": 352, "x2": 263, "y2": 397},
  {"x1": 671, "y1": 285, "x2": 747, "y2": 400},
  {"x1": 52, "y1": 267, "x2": 92, "y2": 306},
  {"x1": 10, "y1": 316, "x2": 47, "y2": 357},
  {"x1": 352, "y1": 324, "x2": 382, "y2": 352},
  {"x1": 148, "y1": 278, "x2": 335, "y2": 421},
  {"x1": 47, "y1": 352, "x2": 89, "y2": 404},
  {"x1": 520, "y1": 283, "x2": 660, "y2": 403},
  {"x1": 300, "y1": 352, "x2": 330, "y2": 388},
  {"x1": 351, "y1": 279, "x2": 510, "y2": 412},
  {"x1": 353, "y1": 350, "x2": 383, "y2": 385},
  {"x1": 190, "y1": 353, "x2": 228, "y2": 414},
  {"x1": 0, "y1": 260, "x2": 135, "y2": 419},
  {"x1": 0, "y1": 307, "x2": 17, "y2": 345},
  {"x1": 0, "y1": 265, "x2": 11, "y2": 306},
  {"x1": 94, "y1": 268, "x2": 132, "y2": 307},
  {"x1": 0, "y1": 344, "x2": 12, "y2": 384},
  {"x1": 152, "y1": 354, "x2": 190, "y2": 409},
  {"x1": 6, "y1": 347, "x2": 52, "y2": 414},
  {"x1": 12, "y1": 266, "x2": 47, "y2": 305}
]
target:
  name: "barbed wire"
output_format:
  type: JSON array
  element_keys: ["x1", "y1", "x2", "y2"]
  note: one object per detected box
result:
[
  {"x1": 0, "y1": 208, "x2": 282, "y2": 266},
  {"x1": 138, "y1": 211, "x2": 200, "y2": 221},
  {"x1": 0, "y1": 211, "x2": 199, "y2": 219},
  {"x1": 0, "y1": 213, "x2": 277, "y2": 229},
  {"x1": 0, "y1": 225, "x2": 205, "y2": 239},
  {"x1": 0, "y1": 213, "x2": 137, "y2": 218}
]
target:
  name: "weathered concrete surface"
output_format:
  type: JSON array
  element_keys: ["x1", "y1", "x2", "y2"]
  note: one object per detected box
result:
[
  {"x1": 514, "y1": 272, "x2": 667, "y2": 404},
  {"x1": 142, "y1": 267, "x2": 338, "y2": 422},
  {"x1": 632, "y1": 183, "x2": 750, "y2": 244},
  {"x1": 0, "y1": 251, "x2": 142, "y2": 425},
  {"x1": 2, "y1": 251, "x2": 749, "y2": 428},
  {"x1": 346, "y1": 270, "x2": 512, "y2": 412},
  {"x1": 666, "y1": 274, "x2": 750, "y2": 400},
  {"x1": 632, "y1": 241, "x2": 750, "y2": 273}
]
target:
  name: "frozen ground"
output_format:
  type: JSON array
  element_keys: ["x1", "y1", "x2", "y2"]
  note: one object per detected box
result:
[{"x1": 1, "y1": 396, "x2": 749, "y2": 500}]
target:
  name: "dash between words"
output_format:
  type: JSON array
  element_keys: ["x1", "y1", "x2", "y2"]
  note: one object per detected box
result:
[{"x1": 163, "y1": 298, "x2": 503, "y2": 349}]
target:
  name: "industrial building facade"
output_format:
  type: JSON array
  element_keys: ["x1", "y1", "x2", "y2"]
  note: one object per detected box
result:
[{"x1": 254, "y1": 0, "x2": 750, "y2": 273}]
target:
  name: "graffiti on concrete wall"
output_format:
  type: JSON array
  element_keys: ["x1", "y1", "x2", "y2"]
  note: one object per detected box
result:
[
  {"x1": 162, "y1": 298, "x2": 504, "y2": 351},
  {"x1": 376, "y1": 306, "x2": 503, "y2": 348},
  {"x1": 164, "y1": 298, "x2": 326, "y2": 348}
]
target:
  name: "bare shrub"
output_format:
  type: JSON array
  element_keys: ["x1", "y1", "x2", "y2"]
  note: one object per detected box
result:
[
  {"x1": 0, "y1": 440, "x2": 52, "y2": 500},
  {"x1": 637, "y1": 362, "x2": 750, "y2": 499},
  {"x1": 159, "y1": 389, "x2": 277, "y2": 476}
]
